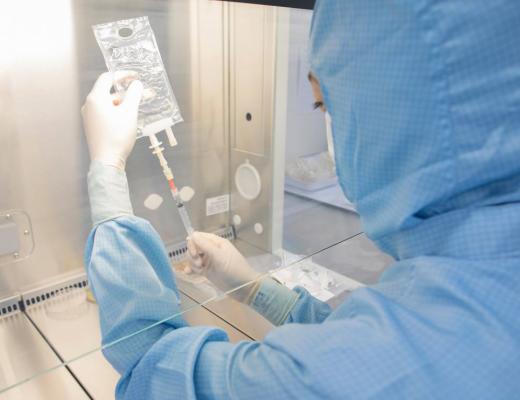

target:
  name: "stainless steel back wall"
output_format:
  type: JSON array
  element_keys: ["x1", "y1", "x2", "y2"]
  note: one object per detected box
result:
[{"x1": 0, "y1": 0, "x2": 231, "y2": 295}]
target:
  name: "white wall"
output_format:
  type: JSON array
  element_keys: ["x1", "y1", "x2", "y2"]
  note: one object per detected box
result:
[{"x1": 284, "y1": 9, "x2": 327, "y2": 166}]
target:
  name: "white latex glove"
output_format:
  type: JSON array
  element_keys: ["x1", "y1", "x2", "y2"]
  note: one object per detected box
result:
[
  {"x1": 81, "y1": 71, "x2": 144, "y2": 170},
  {"x1": 187, "y1": 232, "x2": 261, "y2": 302}
]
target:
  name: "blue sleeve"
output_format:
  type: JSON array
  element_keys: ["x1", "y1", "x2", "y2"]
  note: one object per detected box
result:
[
  {"x1": 285, "y1": 287, "x2": 333, "y2": 324},
  {"x1": 248, "y1": 278, "x2": 332, "y2": 325},
  {"x1": 84, "y1": 216, "x2": 187, "y2": 374},
  {"x1": 84, "y1": 163, "x2": 333, "y2": 398},
  {"x1": 87, "y1": 161, "x2": 134, "y2": 225},
  {"x1": 86, "y1": 215, "x2": 478, "y2": 399},
  {"x1": 87, "y1": 221, "x2": 345, "y2": 400},
  {"x1": 85, "y1": 216, "x2": 341, "y2": 399},
  {"x1": 85, "y1": 216, "x2": 228, "y2": 398}
]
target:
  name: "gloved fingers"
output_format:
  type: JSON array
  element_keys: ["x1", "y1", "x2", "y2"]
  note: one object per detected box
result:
[
  {"x1": 189, "y1": 232, "x2": 233, "y2": 275},
  {"x1": 186, "y1": 238, "x2": 204, "y2": 270},
  {"x1": 186, "y1": 238, "x2": 200, "y2": 259},
  {"x1": 190, "y1": 232, "x2": 216, "y2": 253},
  {"x1": 112, "y1": 93, "x2": 122, "y2": 106},
  {"x1": 107, "y1": 81, "x2": 143, "y2": 110},
  {"x1": 189, "y1": 261, "x2": 204, "y2": 275},
  {"x1": 90, "y1": 72, "x2": 114, "y2": 96},
  {"x1": 90, "y1": 71, "x2": 139, "y2": 99},
  {"x1": 121, "y1": 79, "x2": 144, "y2": 111},
  {"x1": 191, "y1": 231, "x2": 226, "y2": 250},
  {"x1": 113, "y1": 70, "x2": 139, "y2": 86}
]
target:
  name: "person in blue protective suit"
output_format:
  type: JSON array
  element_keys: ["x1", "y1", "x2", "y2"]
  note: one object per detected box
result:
[{"x1": 82, "y1": 1, "x2": 520, "y2": 398}]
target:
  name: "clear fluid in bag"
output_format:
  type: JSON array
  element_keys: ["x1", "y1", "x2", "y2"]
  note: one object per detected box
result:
[{"x1": 93, "y1": 16, "x2": 183, "y2": 137}]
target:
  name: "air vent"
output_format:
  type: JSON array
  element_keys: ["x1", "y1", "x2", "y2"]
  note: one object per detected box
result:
[
  {"x1": 0, "y1": 295, "x2": 22, "y2": 317},
  {"x1": 22, "y1": 273, "x2": 89, "y2": 310}
]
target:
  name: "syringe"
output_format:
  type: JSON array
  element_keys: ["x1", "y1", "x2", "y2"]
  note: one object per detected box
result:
[
  {"x1": 148, "y1": 132, "x2": 194, "y2": 236},
  {"x1": 168, "y1": 179, "x2": 194, "y2": 236}
]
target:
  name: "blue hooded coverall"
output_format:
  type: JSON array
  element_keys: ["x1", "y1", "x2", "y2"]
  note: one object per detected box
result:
[{"x1": 85, "y1": 1, "x2": 520, "y2": 398}]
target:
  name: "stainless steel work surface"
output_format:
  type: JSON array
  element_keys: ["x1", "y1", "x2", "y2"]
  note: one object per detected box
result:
[
  {"x1": 312, "y1": 233, "x2": 394, "y2": 286},
  {"x1": 283, "y1": 193, "x2": 362, "y2": 259},
  {"x1": 176, "y1": 237, "x2": 283, "y2": 341},
  {"x1": 0, "y1": 312, "x2": 88, "y2": 399},
  {"x1": 26, "y1": 291, "x2": 250, "y2": 400},
  {"x1": 179, "y1": 283, "x2": 275, "y2": 341},
  {"x1": 179, "y1": 231, "x2": 393, "y2": 337},
  {"x1": 0, "y1": 367, "x2": 89, "y2": 400}
]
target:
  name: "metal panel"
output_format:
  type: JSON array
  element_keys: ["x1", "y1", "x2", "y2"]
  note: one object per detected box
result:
[
  {"x1": 312, "y1": 233, "x2": 394, "y2": 286},
  {"x1": 0, "y1": 369, "x2": 89, "y2": 400},
  {"x1": 283, "y1": 193, "x2": 363, "y2": 257},
  {"x1": 229, "y1": 3, "x2": 278, "y2": 252},
  {"x1": 0, "y1": 312, "x2": 88, "y2": 398},
  {"x1": 179, "y1": 282, "x2": 275, "y2": 341},
  {"x1": 0, "y1": 0, "x2": 87, "y2": 297},
  {"x1": 0, "y1": 0, "x2": 231, "y2": 296},
  {"x1": 0, "y1": 222, "x2": 19, "y2": 257},
  {"x1": 26, "y1": 288, "x2": 251, "y2": 399},
  {"x1": 25, "y1": 294, "x2": 118, "y2": 400}
]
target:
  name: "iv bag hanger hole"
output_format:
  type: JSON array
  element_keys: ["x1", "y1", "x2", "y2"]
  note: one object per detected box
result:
[{"x1": 118, "y1": 27, "x2": 134, "y2": 38}]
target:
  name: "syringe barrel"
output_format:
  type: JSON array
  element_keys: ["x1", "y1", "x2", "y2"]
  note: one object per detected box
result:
[
  {"x1": 171, "y1": 189, "x2": 194, "y2": 236},
  {"x1": 171, "y1": 189, "x2": 182, "y2": 205},
  {"x1": 177, "y1": 204, "x2": 194, "y2": 236}
]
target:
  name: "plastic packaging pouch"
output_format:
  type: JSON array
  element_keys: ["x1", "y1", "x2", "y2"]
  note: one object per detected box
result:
[{"x1": 93, "y1": 16, "x2": 183, "y2": 138}]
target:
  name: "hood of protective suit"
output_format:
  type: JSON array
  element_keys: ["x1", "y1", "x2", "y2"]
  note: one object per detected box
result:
[{"x1": 309, "y1": 0, "x2": 520, "y2": 261}]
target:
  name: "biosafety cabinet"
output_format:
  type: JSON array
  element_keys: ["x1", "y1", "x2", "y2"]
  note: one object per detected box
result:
[{"x1": 0, "y1": 1, "x2": 391, "y2": 398}]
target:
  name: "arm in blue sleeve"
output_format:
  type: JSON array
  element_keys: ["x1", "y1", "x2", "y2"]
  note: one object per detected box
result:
[
  {"x1": 85, "y1": 160, "x2": 190, "y2": 372},
  {"x1": 85, "y1": 217, "x2": 337, "y2": 400},
  {"x1": 85, "y1": 216, "x2": 188, "y2": 374},
  {"x1": 248, "y1": 277, "x2": 332, "y2": 325},
  {"x1": 86, "y1": 220, "x2": 461, "y2": 400},
  {"x1": 85, "y1": 216, "x2": 224, "y2": 398},
  {"x1": 84, "y1": 162, "x2": 334, "y2": 399}
]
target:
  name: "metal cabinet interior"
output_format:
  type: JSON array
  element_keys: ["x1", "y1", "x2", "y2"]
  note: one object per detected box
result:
[
  {"x1": 0, "y1": 0, "x2": 287, "y2": 296},
  {"x1": 0, "y1": 1, "x2": 219, "y2": 294},
  {"x1": 0, "y1": 312, "x2": 89, "y2": 399}
]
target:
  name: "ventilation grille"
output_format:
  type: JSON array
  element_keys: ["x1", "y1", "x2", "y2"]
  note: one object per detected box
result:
[
  {"x1": 22, "y1": 273, "x2": 89, "y2": 310},
  {"x1": 165, "y1": 226, "x2": 235, "y2": 263},
  {"x1": 0, "y1": 295, "x2": 21, "y2": 317}
]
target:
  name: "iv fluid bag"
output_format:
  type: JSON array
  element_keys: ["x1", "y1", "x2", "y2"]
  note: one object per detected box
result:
[{"x1": 93, "y1": 16, "x2": 183, "y2": 137}]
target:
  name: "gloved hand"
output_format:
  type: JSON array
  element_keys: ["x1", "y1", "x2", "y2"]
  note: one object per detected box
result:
[
  {"x1": 187, "y1": 232, "x2": 261, "y2": 302},
  {"x1": 81, "y1": 71, "x2": 144, "y2": 170}
]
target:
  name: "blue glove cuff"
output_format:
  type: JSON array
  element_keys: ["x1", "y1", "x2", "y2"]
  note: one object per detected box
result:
[
  {"x1": 248, "y1": 277, "x2": 300, "y2": 326},
  {"x1": 87, "y1": 160, "x2": 134, "y2": 226}
]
